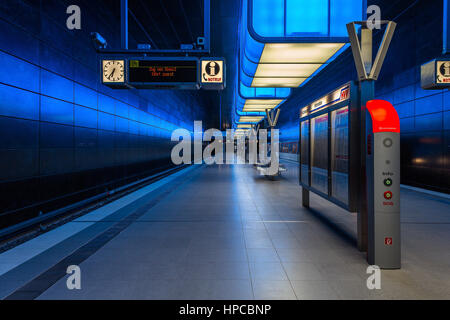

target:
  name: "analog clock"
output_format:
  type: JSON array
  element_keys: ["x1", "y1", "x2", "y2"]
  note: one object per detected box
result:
[{"x1": 102, "y1": 60, "x2": 125, "y2": 83}]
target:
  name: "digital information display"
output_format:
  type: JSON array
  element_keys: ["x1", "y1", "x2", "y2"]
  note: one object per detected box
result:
[{"x1": 128, "y1": 59, "x2": 198, "y2": 85}]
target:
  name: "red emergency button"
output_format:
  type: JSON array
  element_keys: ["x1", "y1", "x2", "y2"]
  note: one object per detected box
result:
[
  {"x1": 385, "y1": 237, "x2": 393, "y2": 246},
  {"x1": 384, "y1": 191, "x2": 393, "y2": 200}
]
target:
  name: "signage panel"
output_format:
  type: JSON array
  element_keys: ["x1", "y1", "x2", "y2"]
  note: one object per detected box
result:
[
  {"x1": 300, "y1": 83, "x2": 351, "y2": 118},
  {"x1": 200, "y1": 58, "x2": 226, "y2": 90},
  {"x1": 421, "y1": 58, "x2": 450, "y2": 89},
  {"x1": 128, "y1": 58, "x2": 199, "y2": 89}
]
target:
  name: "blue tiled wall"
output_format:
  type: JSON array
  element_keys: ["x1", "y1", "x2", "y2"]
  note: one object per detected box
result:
[
  {"x1": 0, "y1": 0, "x2": 211, "y2": 224},
  {"x1": 0, "y1": 0, "x2": 208, "y2": 182}
]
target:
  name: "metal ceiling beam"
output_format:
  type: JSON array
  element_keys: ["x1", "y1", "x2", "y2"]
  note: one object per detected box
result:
[
  {"x1": 129, "y1": 8, "x2": 158, "y2": 49},
  {"x1": 138, "y1": 0, "x2": 170, "y2": 48},
  {"x1": 159, "y1": 0, "x2": 182, "y2": 45},
  {"x1": 369, "y1": 21, "x2": 396, "y2": 80},
  {"x1": 444, "y1": 0, "x2": 449, "y2": 54},
  {"x1": 204, "y1": 0, "x2": 211, "y2": 52},
  {"x1": 121, "y1": 0, "x2": 128, "y2": 50},
  {"x1": 179, "y1": 0, "x2": 195, "y2": 44},
  {"x1": 97, "y1": 49, "x2": 210, "y2": 55},
  {"x1": 104, "y1": 0, "x2": 212, "y2": 54}
]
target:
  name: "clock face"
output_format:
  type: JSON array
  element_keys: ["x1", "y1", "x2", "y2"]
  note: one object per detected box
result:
[{"x1": 102, "y1": 60, "x2": 125, "y2": 83}]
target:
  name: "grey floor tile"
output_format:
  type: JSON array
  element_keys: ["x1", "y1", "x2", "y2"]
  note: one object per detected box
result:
[
  {"x1": 247, "y1": 248, "x2": 280, "y2": 262},
  {"x1": 244, "y1": 235, "x2": 274, "y2": 249},
  {"x1": 181, "y1": 262, "x2": 251, "y2": 280},
  {"x1": 252, "y1": 280, "x2": 297, "y2": 300},
  {"x1": 291, "y1": 280, "x2": 340, "y2": 300},
  {"x1": 270, "y1": 236, "x2": 301, "y2": 249},
  {"x1": 249, "y1": 262, "x2": 288, "y2": 280},
  {"x1": 186, "y1": 248, "x2": 248, "y2": 262},
  {"x1": 172, "y1": 279, "x2": 214, "y2": 300},
  {"x1": 209, "y1": 280, "x2": 254, "y2": 300},
  {"x1": 282, "y1": 262, "x2": 324, "y2": 281},
  {"x1": 276, "y1": 248, "x2": 316, "y2": 263},
  {"x1": 328, "y1": 279, "x2": 388, "y2": 300},
  {"x1": 316, "y1": 263, "x2": 366, "y2": 281}
]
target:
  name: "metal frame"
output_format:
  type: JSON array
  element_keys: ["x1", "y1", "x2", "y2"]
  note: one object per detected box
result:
[
  {"x1": 347, "y1": 21, "x2": 397, "y2": 81},
  {"x1": 204, "y1": 0, "x2": 211, "y2": 52},
  {"x1": 444, "y1": 0, "x2": 450, "y2": 55},
  {"x1": 121, "y1": 0, "x2": 128, "y2": 50},
  {"x1": 299, "y1": 82, "x2": 359, "y2": 213},
  {"x1": 266, "y1": 108, "x2": 280, "y2": 128},
  {"x1": 113, "y1": 0, "x2": 211, "y2": 54}
]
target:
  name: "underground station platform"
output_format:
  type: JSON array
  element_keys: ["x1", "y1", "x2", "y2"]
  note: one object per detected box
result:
[
  {"x1": 0, "y1": 162, "x2": 449, "y2": 300},
  {"x1": 0, "y1": 0, "x2": 449, "y2": 309}
]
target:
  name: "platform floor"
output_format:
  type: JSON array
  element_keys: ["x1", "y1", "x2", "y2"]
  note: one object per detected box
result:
[{"x1": 0, "y1": 162, "x2": 449, "y2": 300}]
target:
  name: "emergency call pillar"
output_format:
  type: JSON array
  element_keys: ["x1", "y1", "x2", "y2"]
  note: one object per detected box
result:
[{"x1": 366, "y1": 100, "x2": 401, "y2": 269}]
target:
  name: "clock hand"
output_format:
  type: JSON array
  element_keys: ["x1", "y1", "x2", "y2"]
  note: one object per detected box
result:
[{"x1": 109, "y1": 68, "x2": 116, "y2": 80}]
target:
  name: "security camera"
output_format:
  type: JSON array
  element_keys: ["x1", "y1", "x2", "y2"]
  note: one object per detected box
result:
[
  {"x1": 90, "y1": 32, "x2": 107, "y2": 50},
  {"x1": 197, "y1": 37, "x2": 205, "y2": 49}
]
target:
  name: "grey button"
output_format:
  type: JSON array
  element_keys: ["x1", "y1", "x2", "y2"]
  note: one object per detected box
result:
[{"x1": 383, "y1": 138, "x2": 393, "y2": 148}]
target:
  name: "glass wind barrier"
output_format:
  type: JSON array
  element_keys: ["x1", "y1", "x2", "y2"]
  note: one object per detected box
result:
[
  {"x1": 311, "y1": 113, "x2": 329, "y2": 194},
  {"x1": 300, "y1": 120, "x2": 310, "y2": 186},
  {"x1": 331, "y1": 106, "x2": 349, "y2": 205}
]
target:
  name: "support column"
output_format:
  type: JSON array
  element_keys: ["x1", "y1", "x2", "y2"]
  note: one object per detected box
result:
[
  {"x1": 358, "y1": 80, "x2": 374, "y2": 252},
  {"x1": 302, "y1": 188, "x2": 310, "y2": 208},
  {"x1": 444, "y1": 0, "x2": 450, "y2": 54},
  {"x1": 204, "y1": 0, "x2": 211, "y2": 52}
]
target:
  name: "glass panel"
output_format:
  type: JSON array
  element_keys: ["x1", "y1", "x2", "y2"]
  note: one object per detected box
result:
[
  {"x1": 311, "y1": 114, "x2": 328, "y2": 194},
  {"x1": 300, "y1": 120, "x2": 309, "y2": 185},
  {"x1": 240, "y1": 82, "x2": 255, "y2": 97},
  {"x1": 331, "y1": 106, "x2": 349, "y2": 205},
  {"x1": 275, "y1": 88, "x2": 291, "y2": 98},
  {"x1": 252, "y1": 0, "x2": 284, "y2": 37},
  {"x1": 330, "y1": 0, "x2": 364, "y2": 37},
  {"x1": 255, "y1": 87, "x2": 276, "y2": 97},
  {"x1": 286, "y1": 0, "x2": 328, "y2": 37}
]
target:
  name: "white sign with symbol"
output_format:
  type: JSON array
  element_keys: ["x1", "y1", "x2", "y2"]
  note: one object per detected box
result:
[
  {"x1": 437, "y1": 61, "x2": 450, "y2": 84},
  {"x1": 201, "y1": 60, "x2": 224, "y2": 84}
]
